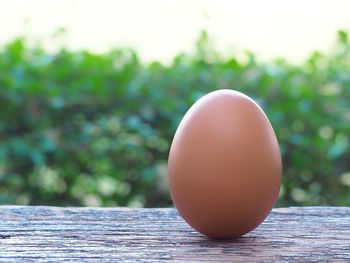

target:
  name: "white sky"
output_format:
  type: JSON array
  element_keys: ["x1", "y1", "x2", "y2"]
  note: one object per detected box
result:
[{"x1": 0, "y1": 0, "x2": 350, "y2": 63}]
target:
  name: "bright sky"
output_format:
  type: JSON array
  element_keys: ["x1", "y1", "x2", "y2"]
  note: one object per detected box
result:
[{"x1": 0, "y1": 0, "x2": 350, "y2": 63}]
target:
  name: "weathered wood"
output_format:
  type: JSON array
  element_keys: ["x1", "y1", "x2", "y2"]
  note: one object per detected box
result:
[{"x1": 0, "y1": 206, "x2": 349, "y2": 262}]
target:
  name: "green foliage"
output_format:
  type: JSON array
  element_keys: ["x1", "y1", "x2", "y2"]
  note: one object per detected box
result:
[{"x1": 0, "y1": 31, "x2": 349, "y2": 207}]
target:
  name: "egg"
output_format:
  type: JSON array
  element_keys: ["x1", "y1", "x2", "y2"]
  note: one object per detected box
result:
[{"x1": 168, "y1": 89, "x2": 282, "y2": 239}]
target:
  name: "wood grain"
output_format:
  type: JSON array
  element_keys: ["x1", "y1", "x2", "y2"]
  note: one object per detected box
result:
[{"x1": 0, "y1": 206, "x2": 349, "y2": 262}]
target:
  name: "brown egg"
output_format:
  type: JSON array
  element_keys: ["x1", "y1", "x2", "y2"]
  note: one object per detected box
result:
[{"x1": 168, "y1": 89, "x2": 282, "y2": 239}]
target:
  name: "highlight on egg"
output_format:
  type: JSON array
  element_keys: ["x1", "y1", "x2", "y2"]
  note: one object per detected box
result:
[{"x1": 168, "y1": 89, "x2": 282, "y2": 239}]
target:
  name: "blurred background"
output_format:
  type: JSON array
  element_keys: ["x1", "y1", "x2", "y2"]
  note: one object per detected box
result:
[{"x1": 0, "y1": 0, "x2": 349, "y2": 207}]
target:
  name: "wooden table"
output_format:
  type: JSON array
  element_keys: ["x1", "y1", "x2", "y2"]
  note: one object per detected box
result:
[{"x1": 0, "y1": 206, "x2": 349, "y2": 262}]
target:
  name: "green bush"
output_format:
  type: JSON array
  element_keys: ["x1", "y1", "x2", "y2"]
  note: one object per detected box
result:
[{"x1": 0, "y1": 31, "x2": 349, "y2": 207}]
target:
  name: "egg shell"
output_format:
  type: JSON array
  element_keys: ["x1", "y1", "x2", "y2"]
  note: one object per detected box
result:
[{"x1": 168, "y1": 89, "x2": 282, "y2": 239}]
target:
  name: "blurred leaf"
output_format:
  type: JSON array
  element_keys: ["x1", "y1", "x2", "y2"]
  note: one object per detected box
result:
[{"x1": 0, "y1": 31, "x2": 350, "y2": 207}]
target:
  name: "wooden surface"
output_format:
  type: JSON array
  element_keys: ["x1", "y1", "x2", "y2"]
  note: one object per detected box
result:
[{"x1": 0, "y1": 206, "x2": 349, "y2": 262}]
